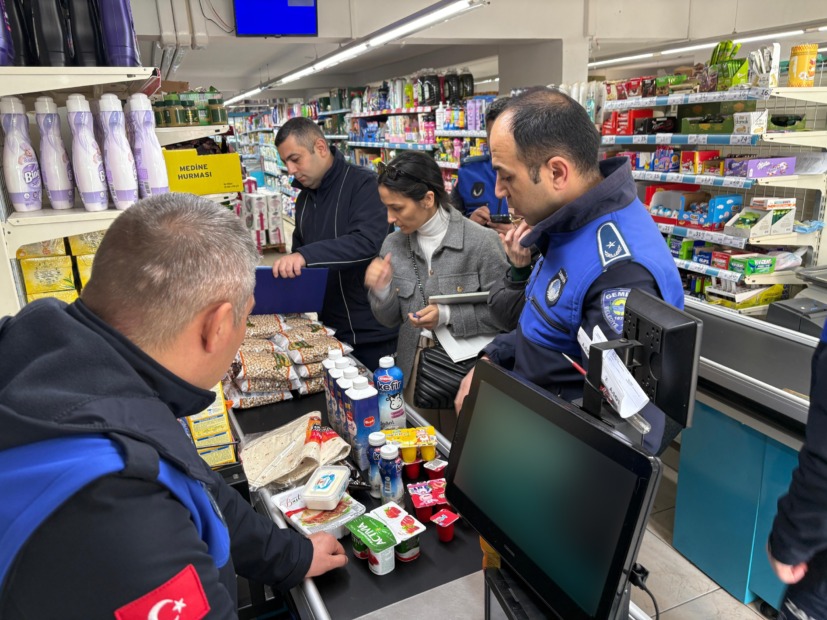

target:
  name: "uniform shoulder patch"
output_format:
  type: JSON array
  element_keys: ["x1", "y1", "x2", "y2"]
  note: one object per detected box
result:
[
  {"x1": 601, "y1": 288, "x2": 630, "y2": 335},
  {"x1": 546, "y1": 268, "x2": 568, "y2": 307},
  {"x1": 597, "y1": 222, "x2": 632, "y2": 268},
  {"x1": 115, "y1": 564, "x2": 210, "y2": 620}
]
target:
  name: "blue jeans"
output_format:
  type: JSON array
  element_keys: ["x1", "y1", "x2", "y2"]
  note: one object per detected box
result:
[{"x1": 779, "y1": 552, "x2": 827, "y2": 620}]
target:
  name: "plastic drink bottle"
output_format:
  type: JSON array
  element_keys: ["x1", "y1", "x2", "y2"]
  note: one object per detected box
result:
[
  {"x1": 374, "y1": 356, "x2": 405, "y2": 430},
  {"x1": 346, "y1": 376, "x2": 380, "y2": 472},
  {"x1": 0, "y1": 0, "x2": 14, "y2": 66},
  {"x1": 368, "y1": 432, "x2": 387, "y2": 499},
  {"x1": 67, "y1": 93, "x2": 108, "y2": 211},
  {"x1": 126, "y1": 93, "x2": 169, "y2": 198},
  {"x1": 98, "y1": 0, "x2": 141, "y2": 66},
  {"x1": 379, "y1": 443, "x2": 404, "y2": 506},
  {"x1": 322, "y1": 349, "x2": 343, "y2": 427},
  {"x1": 337, "y1": 366, "x2": 360, "y2": 445},
  {"x1": 98, "y1": 94, "x2": 138, "y2": 209},
  {"x1": 0, "y1": 96, "x2": 41, "y2": 211},
  {"x1": 330, "y1": 358, "x2": 353, "y2": 435},
  {"x1": 34, "y1": 96, "x2": 73, "y2": 209}
]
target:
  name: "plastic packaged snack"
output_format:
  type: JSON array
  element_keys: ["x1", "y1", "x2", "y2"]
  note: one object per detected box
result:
[
  {"x1": 285, "y1": 337, "x2": 354, "y2": 365},
  {"x1": 296, "y1": 377, "x2": 326, "y2": 396},
  {"x1": 294, "y1": 362, "x2": 326, "y2": 379},
  {"x1": 222, "y1": 381, "x2": 292, "y2": 409},
  {"x1": 231, "y1": 350, "x2": 297, "y2": 384},
  {"x1": 302, "y1": 465, "x2": 350, "y2": 510},
  {"x1": 273, "y1": 487, "x2": 365, "y2": 538}
]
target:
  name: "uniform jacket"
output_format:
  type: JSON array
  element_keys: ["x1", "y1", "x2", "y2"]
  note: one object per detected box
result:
[
  {"x1": 368, "y1": 207, "x2": 509, "y2": 381},
  {"x1": 770, "y1": 321, "x2": 827, "y2": 567},
  {"x1": 292, "y1": 147, "x2": 398, "y2": 347},
  {"x1": 0, "y1": 299, "x2": 312, "y2": 619}
]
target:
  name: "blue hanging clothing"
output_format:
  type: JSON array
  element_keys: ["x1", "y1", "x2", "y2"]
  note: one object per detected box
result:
[{"x1": 454, "y1": 154, "x2": 508, "y2": 217}]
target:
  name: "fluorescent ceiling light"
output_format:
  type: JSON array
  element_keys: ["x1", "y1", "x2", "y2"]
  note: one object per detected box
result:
[
  {"x1": 734, "y1": 29, "x2": 804, "y2": 44},
  {"x1": 224, "y1": 86, "x2": 263, "y2": 106},
  {"x1": 662, "y1": 42, "x2": 717, "y2": 55},
  {"x1": 820, "y1": 47, "x2": 827, "y2": 52},
  {"x1": 588, "y1": 53, "x2": 654, "y2": 68},
  {"x1": 277, "y1": 67, "x2": 317, "y2": 86},
  {"x1": 368, "y1": 0, "x2": 481, "y2": 48},
  {"x1": 313, "y1": 43, "x2": 369, "y2": 71},
  {"x1": 819, "y1": 26, "x2": 827, "y2": 31},
  {"x1": 475, "y1": 77, "x2": 499, "y2": 84}
]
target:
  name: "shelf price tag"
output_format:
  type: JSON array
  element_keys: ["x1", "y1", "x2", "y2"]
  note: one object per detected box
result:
[
  {"x1": 730, "y1": 134, "x2": 754, "y2": 145},
  {"x1": 655, "y1": 133, "x2": 673, "y2": 144},
  {"x1": 667, "y1": 94, "x2": 685, "y2": 105},
  {"x1": 645, "y1": 172, "x2": 661, "y2": 181},
  {"x1": 665, "y1": 173, "x2": 682, "y2": 182},
  {"x1": 695, "y1": 175, "x2": 716, "y2": 185},
  {"x1": 603, "y1": 135, "x2": 616, "y2": 145},
  {"x1": 688, "y1": 134, "x2": 709, "y2": 145},
  {"x1": 633, "y1": 135, "x2": 648, "y2": 144},
  {"x1": 639, "y1": 97, "x2": 657, "y2": 107},
  {"x1": 722, "y1": 177, "x2": 746, "y2": 188},
  {"x1": 719, "y1": 270, "x2": 742, "y2": 283}
]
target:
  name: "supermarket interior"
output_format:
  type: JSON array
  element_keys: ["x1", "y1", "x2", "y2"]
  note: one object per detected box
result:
[{"x1": 4, "y1": 1, "x2": 827, "y2": 619}]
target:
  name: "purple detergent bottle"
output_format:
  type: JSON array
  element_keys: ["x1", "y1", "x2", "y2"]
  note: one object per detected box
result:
[
  {"x1": 99, "y1": 0, "x2": 140, "y2": 67},
  {"x1": 0, "y1": 0, "x2": 15, "y2": 66}
]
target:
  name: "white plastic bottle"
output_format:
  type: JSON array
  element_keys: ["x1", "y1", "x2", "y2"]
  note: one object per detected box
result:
[
  {"x1": 126, "y1": 93, "x2": 169, "y2": 198},
  {"x1": 98, "y1": 93, "x2": 138, "y2": 209},
  {"x1": 0, "y1": 97, "x2": 42, "y2": 212},
  {"x1": 435, "y1": 102, "x2": 445, "y2": 132},
  {"x1": 67, "y1": 93, "x2": 108, "y2": 212},
  {"x1": 337, "y1": 366, "x2": 360, "y2": 444},
  {"x1": 346, "y1": 376, "x2": 381, "y2": 472},
  {"x1": 34, "y1": 96, "x2": 74, "y2": 210}
]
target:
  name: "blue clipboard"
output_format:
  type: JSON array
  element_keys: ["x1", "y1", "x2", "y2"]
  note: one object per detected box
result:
[{"x1": 252, "y1": 266, "x2": 329, "y2": 315}]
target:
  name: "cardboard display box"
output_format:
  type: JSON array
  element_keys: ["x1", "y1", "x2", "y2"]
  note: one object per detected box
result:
[{"x1": 164, "y1": 149, "x2": 243, "y2": 195}]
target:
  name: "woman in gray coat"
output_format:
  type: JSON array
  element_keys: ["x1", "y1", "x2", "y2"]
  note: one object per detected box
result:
[{"x1": 365, "y1": 151, "x2": 508, "y2": 437}]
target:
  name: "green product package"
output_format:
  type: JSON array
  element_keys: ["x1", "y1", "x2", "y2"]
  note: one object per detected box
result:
[{"x1": 346, "y1": 516, "x2": 398, "y2": 552}]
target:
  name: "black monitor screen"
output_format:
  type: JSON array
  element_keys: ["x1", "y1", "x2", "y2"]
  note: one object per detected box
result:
[
  {"x1": 447, "y1": 362, "x2": 660, "y2": 620},
  {"x1": 234, "y1": 0, "x2": 318, "y2": 37}
]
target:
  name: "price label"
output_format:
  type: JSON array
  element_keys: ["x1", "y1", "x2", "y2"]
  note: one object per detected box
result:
[
  {"x1": 695, "y1": 175, "x2": 716, "y2": 185},
  {"x1": 722, "y1": 177, "x2": 746, "y2": 188},
  {"x1": 646, "y1": 172, "x2": 661, "y2": 181},
  {"x1": 658, "y1": 223, "x2": 672, "y2": 234},
  {"x1": 689, "y1": 134, "x2": 709, "y2": 145},
  {"x1": 603, "y1": 135, "x2": 616, "y2": 145},
  {"x1": 688, "y1": 262, "x2": 705, "y2": 274},
  {"x1": 753, "y1": 87, "x2": 772, "y2": 99},
  {"x1": 639, "y1": 97, "x2": 657, "y2": 107},
  {"x1": 633, "y1": 135, "x2": 649, "y2": 144},
  {"x1": 730, "y1": 134, "x2": 754, "y2": 145},
  {"x1": 720, "y1": 270, "x2": 742, "y2": 283},
  {"x1": 655, "y1": 133, "x2": 673, "y2": 144},
  {"x1": 667, "y1": 94, "x2": 685, "y2": 105},
  {"x1": 665, "y1": 173, "x2": 682, "y2": 182}
]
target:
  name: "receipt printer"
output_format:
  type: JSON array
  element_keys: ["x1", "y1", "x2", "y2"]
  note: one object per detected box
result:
[{"x1": 766, "y1": 298, "x2": 827, "y2": 338}]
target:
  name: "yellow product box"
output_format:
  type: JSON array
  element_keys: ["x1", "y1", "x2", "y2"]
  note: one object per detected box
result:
[
  {"x1": 75, "y1": 254, "x2": 95, "y2": 288},
  {"x1": 164, "y1": 149, "x2": 243, "y2": 195},
  {"x1": 27, "y1": 289, "x2": 79, "y2": 304},
  {"x1": 705, "y1": 284, "x2": 785, "y2": 310},
  {"x1": 20, "y1": 256, "x2": 76, "y2": 294},
  {"x1": 197, "y1": 444, "x2": 237, "y2": 468},
  {"x1": 186, "y1": 383, "x2": 231, "y2": 441},
  {"x1": 16, "y1": 238, "x2": 66, "y2": 259},
  {"x1": 67, "y1": 230, "x2": 106, "y2": 255}
]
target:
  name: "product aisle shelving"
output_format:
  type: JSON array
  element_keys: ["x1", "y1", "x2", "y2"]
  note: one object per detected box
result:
[
  {"x1": 155, "y1": 124, "x2": 230, "y2": 147},
  {"x1": 435, "y1": 130, "x2": 487, "y2": 138},
  {"x1": 602, "y1": 134, "x2": 762, "y2": 146},
  {"x1": 436, "y1": 161, "x2": 461, "y2": 170},
  {"x1": 317, "y1": 108, "x2": 351, "y2": 117},
  {"x1": 349, "y1": 106, "x2": 434, "y2": 119},
  {"x1": 347, "y1": 141, "x2": 435, "y2": 151},
  {"x1": 631, "y1": 171, "x2": 825, "y2": 191},
  {"x1": 657, "y1": 223, "x2": 820, "y2": 251},
  {"x1": 0, "y1": 66, "x2": 157, "y2": 101}
]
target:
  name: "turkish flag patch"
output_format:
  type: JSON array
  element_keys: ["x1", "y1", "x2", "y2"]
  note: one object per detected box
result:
[{"x1": 114, "y1": 564, "x2": 210, "y2": 620}]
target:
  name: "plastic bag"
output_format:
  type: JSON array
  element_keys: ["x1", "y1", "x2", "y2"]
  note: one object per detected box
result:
[
  {"x1": 231, "y1": 350, "x2": 297, "y2": 383},
  {"x1": 294, "y1": 362, "x2": 326, "y2": 379},
  {"x1": 246, "y1": 313, "x2": 315, "y2": 338},
  {"x1": 285, "y1": 337, "x2": 354, "y2": 365},
  {"x1": 271, "y1": 324, "x2": 336, "y2": 349},
  {"x1": 768, "y1": 247, "x2": 807, "y2": 271},
  {"x1": 222, "y1": 380, "x2": 292, "y2": 409}
]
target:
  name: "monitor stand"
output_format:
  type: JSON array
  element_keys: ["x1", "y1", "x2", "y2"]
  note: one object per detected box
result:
[{"x1": 484, "y1": 565, "x2": 646, "y2": 620}]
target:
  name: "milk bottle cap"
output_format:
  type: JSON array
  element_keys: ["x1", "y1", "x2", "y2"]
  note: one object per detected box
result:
[
  {"x1": 34, "y1": 96, "x2": 57, "y2": 114},
  {"x1": 352, "y1": 376, "x2": 369, "y2": 390},
  {"x1": 343, "y1": 367, "x2": 359, "y2": 380},
  {"x1": 327, "y1": 349, "x2": 343, "y2": 361},
  {"x1": 380, "y1": 444, "x2": 399, "y2": 460},
  {"x1": 379, "y1": 356, "x2": 395, "y2": 368},
  {"x1": 369, "y1": 432, "x2": 387, "y2": 447},
  {"x1": 335, "y1": 358, "x2": 351, "y2": 370}
]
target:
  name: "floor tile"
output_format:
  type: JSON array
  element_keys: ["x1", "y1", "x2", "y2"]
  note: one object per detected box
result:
[
  {"x1": 661, "y1": 444, "x2": 681, "y2": 471},
  {"x1": 353, "y1": 571, "x2": 484, "y2": 620},
  {"x1": 652, "y1": 465, "x2": 678, "y2": 514},
  {"x1": 631, "y1": 530, "x2": 719, "y2": 615},
  {"x1": 660, "y1": 588, "x2": 765, "y2": 619},
  {"x1": 648, "y1": 507, "x2": 675, "y2": 545}
]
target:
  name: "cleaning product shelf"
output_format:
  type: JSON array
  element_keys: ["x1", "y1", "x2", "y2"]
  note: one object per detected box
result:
[
  {"x1": 318, "y1": 109, "x2": 351, "y2": 117},
  {"x1": 349, "y1": 106, "x2": 434, "y2": 118},
  {"x1": 436, "y1": 161, "x2": 461, "y2": 170},
  {"x1": 673, "y1": 258, "x2": 742, "y2": 282},
  {"x1": 2, "y1": 208, "x2": 122, "y2": 254},
  {"x1": 155, "y1": 125, "x2": 230, "y2": 147},
  {"x1": 0, "y1": 66, "x2": 157, "y2": 101},
  {"x1": 604, "y1": 87, "x2": 773, "y2": 111},
  {"x1": 434, "y1": 130, "x2": 487, "y2": 138},
  {"x1": 602, "y1": 134, "x2": 761, "y2": 146}
]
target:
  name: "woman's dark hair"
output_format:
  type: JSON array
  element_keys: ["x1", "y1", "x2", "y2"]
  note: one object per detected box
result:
[{"x1": 377, "y1": 151, "x2": 453, "y2": 210}]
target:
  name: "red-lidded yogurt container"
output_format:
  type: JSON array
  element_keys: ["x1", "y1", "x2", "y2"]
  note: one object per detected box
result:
[
  {"x1": 431, "y1": 509, "x2": 459, "y2": 542},
  {"x1": 403, "y1": 459, "x2": 422, "y2": 479},
  {"x1": 423, "y1": 458, "x2": 447, "y2": 480}
]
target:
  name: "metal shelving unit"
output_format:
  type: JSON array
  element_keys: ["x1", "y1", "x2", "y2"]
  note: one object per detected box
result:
[
  {"x1": 603, "y1": 133, "x2": 761, "y2": 146},
  {"x1": 155, "y1": 124, "x2": 229, "y2": 147},
  {"x1": 349, "y1": 106, "x2": 434, "y2": 119},
  {"x1": 435, "y1": 129, "x2": 487, "y2": 138}
]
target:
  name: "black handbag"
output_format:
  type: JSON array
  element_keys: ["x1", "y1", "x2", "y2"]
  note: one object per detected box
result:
[{"x1": 408, "y1": 237, "x2": 476, "y2": 410}]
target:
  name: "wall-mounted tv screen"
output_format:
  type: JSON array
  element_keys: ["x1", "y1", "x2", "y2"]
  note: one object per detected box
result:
[{"x1": 234, "y1": 0, "x2": 318, "y2": 37}]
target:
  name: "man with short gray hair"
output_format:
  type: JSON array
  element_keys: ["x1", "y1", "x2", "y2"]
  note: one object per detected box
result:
[{"x1": 0, "y1": 193, "x2": 347, "y2": 618}]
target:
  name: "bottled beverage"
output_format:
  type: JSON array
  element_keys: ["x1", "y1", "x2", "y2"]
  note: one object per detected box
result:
[
  {"x1": 34, "y1": 96, "x2": 74, "y2": 209},
  {"x1": 444, "y1": 69, "x2": 461, "y2": 104},
  {"x1": 0, "y1": 0, "x2": 14, "y2": 66},
  {"x1": 68, "y1": 0, "x2": 106, "y2": 66},
  {"x1": 125, "y1": 93, "x2": 169, "y2": 198},
  {"x1": 374, "y1": 356, "x2": 405, "y2": 429},
  {"x1": 98, "y1": 0, "x2": 141, "y2": 66},
  {"x1": 458, "y1": 67, "x2": 474, "y2": 99},
  {"x1": 322, "y1": 349, "x2": 343, "y2": 425},
  {"x1": 346, "y1": 376, "x2": 380, "y2": 471},
  {"x1": 336, "y1": 366, "x2": 359, "y2": 437},
  {"x1": 422, "y1": 70, "x2": 439, "y2": 107},
  {"x1": 330, "y1": 358, "x2": 353, "y2": 435},
  {"x1": 379, "y1": 443, "x2": 403, "y2": 506},
  {"x1": 67, "y1": 93, "x2": 108, "y2": 211},
  {"x1": 31, "y1": 0, "x2": 69, "y2": 66},
  {"x1": 98, "y1": 93, "x2": 138, "y2": 210},
  {"x1": 0, "y1": 96, "x2": 41, "y2": 211},
  {"x1": 368, "y1": 431, "x2": 386, "y2": 499}
]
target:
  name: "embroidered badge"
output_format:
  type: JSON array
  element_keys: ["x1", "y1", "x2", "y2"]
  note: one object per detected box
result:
[
  {"x1": 545, "y1": 268, "x2": 568, "y2": 307},
  {"x1": 597, "y1": 222, "x2": 632, "y2": 268},
  {"x1": 601, "y1": 288, "x2": 630, "y2": 334},
  {"x1": 115, "y1": 564, "x2": 210, "y2": 620},
  {"x1": 471, "y1": 182, "x2": 485, "y2": 198}
]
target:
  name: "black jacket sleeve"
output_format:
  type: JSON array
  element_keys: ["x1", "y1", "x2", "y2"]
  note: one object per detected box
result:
[
  {"x1": 770, "y1": 342, "x2": 827, "y2": 566},
  {"x1": 209, "y1": 469, "x2": 313, "y2": 590},
  {"x1": 487, "y1": 266, "x2": 528, "y2": 332},
  {"x1": 294, "y1": 176, "x2": 389, "y2": 271}
]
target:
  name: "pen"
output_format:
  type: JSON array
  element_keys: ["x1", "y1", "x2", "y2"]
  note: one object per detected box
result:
[{"x1": 561, "y1": 353, "x2": 586, "y2": 376}]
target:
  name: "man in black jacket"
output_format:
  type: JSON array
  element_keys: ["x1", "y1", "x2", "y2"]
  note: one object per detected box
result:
[
  {"x1": 0, "y1": 194, "x2": 346, "y2": 618},
  {"x1": 274, "y1": 118, "x2": 398, "y2": 369}
]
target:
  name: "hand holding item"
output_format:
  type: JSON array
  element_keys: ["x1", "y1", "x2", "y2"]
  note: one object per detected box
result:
[
  {"x1": 408, "y1": 304, "x2": 440, "y2": 330},
  {"x1": 365, "y1": 253, "x2": 394, "y2": 292},
  {"x1": 469, "y1": 206, "x2": 491, "y2": 227},
  {"x1": 499, "y1": 221, "x2": 533, "y2": 268},
  {"x1": 305, "y1": 532, "x2": 348, "y2": 578},
  {"x1": 273, "y1": 252, "x2": 307, "y2": 278}
]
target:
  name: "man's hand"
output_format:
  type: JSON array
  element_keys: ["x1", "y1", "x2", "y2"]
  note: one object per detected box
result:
[
  {"x1": 768, "y1": 548, "x2": 808, "y2": 584},
  {"x1": 365, "y1": 254, "x2": 394, "y2": 292},
  {"x1": 499, "y1": 221, "x2": 533, "y2": 268},
  {"x1": 455, "y1": 361, "x2": 484, "y2": 414},
  {"x1": 408, "y1": 304, "x2": 440, "y2": 330},
  {"x1": 469, "y1": 206, "x2": 491, "y2": 227},
  {"x1": 305, "y1": 532, "x2": 347, "y2": 578},
  {"x1": 273, "y1": 253, "x2": 307, "y2": 278}
]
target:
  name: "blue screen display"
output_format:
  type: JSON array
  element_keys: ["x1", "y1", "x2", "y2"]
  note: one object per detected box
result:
[{"x1": 234, "y1": 0, "x2": 318, "y2": 36}]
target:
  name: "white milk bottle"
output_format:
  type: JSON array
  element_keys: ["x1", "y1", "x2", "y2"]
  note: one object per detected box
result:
[
  {"x1": 98, "y1": 93, "x2": 138, "y2": 209},
  {"x1": 67, "y1": 94, "x2": 108, "y2": 211},
  {"x1": 126, "y1": 93, "x2": 169, "y2": 197},
  {"x1": 34, "y1": 96, "x2": 74, "y2": 210},
  {"x1": 0, "y1": 97, "x2": 42, "y2": 212}
]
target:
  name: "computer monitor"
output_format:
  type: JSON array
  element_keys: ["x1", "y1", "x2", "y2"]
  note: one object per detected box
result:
[
  {"x1": 233, "y1": 0, "x2": 319, "y2": 37},
  {"x1": 446, "y1": 361, "x2": 661, "y2": 620},
  {"x1": 622, "y1": 289, "x2": 702, "y2": 453}
]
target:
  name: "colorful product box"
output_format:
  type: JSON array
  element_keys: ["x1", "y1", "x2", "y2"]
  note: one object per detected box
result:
[
  {"x1": 16, "y1": 238, "x2": 66, "y2": 260},
  {"x1": 693, "y1": 246, "x2": 714, "y2": 265},
  {"x1": 724, "y1": 207, "x2": 796, "y2": 238},
  {"x1": 701, "y1": 158, "x2": 726, "y2": 176},
  {"x1": 265, "y1": 194, "x2": 285, "y2": 247},
  {"x1": 728, "y1": 254, "x2": 777, "y2": 275},
  {"x1": 680, "y1": 116, "x2": 735, "y2": 135},
  {"x1": 636, "y1": 151, "x2": 653, "y2": 171},
  {"x1": 67, "y1": 230, "x2": 105, "y2": 255},
  {"x1": 241, "y1": 193, "x2": 268, "y2": 231},
  {"x1": 616, "y1": 109, "x2": 653, "y2": 135},
  {"x1": 653, "y1": 147, "x2": 679, "y2": 173},
  {"x1": 26, "y1": 289, "x2": 79, "y2": 304},
  {"x1": 680, "y1": 150, "x2": 721, "y2": 175},
  {"x1": 746, "y1": 157, "x2": 796, "y2": 179},
  {"x1": 724, "y1": 157, "x2": 751, "y2": 177},
  {"x1": 75, "y1": 254, "x2": 94, "y2": 288},
  {"x1": 678, "y1": 194, "x2": 743, "y2": 230},
  {"x1": 733, "y1": 110, "x2": 768, "y2": 135},
  {"x1": 20, "y1": 255, "x2": 75, "y2": 295},
  {"x1": 669, "y1": 236, "x2": 696, "y2": 260},
  {"x1": 651, "y1": 191, "x2": 711, "y2": 223}
]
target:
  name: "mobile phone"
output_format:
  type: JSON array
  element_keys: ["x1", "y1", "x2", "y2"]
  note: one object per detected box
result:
[{"x1": 489, "y1": 214, "x2": 512, "y2": 224}]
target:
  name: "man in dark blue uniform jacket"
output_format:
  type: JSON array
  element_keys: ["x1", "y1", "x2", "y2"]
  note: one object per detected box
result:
[
  {"x1": 274, "y1": 118, "x2": 398, "y2": 369},
  {"x1": 769, "y1": 322, "x2": 827, "y2": 620},
  {"x1": 0, "y1": 194, "x2": 347, "y2": 618},
  {"x1": 455, "y1": 88, "x2": 685, "y2": 455}
]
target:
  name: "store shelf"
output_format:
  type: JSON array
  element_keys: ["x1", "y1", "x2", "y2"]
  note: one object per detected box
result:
[
  {"x1": 280, "y1": 187, "x2": 300, "y2": 199},
  {"x1": 203, "y1": 193, "x2": 237, "y2": 203},
  {"x1": 602, "y1": 134, "x2": 761, "y2": 146},
  {"x1": 2, "y1": 207, "x2": 121, "y2": 253},
  {"x1": 435, "y1": 130, "x2": 487, "y2": 138},
  {"x1": 658, "y1": 223, "x2": 749, "y2": 249},
  {"x1": 633, "y1": 171, "x2": 757, "y2": 189},
  {"x1": 769, "y1": 87, "x2": 827, "y2": 105},
  {"x1": 324, "y1": 135, "x2": 349, "y2": 140},
  {"x1": 743, "y1": 272, "x2": 803, "y2": 285},
  {"x1": 155, "y1": 124, "x2": 230, "y2": 147},
  {"x1": 674, "y1": 258, "x2": 742, "y2": 282},
  {"x1": 0, "y1": 66, "x2": 157, "y2": 101},
  {"x1": 436, "y1": 161, "x2": 461, "y2": 170},
  {"x1": 318, "y1": 108, "x2": 351, "y2": 117},
  {"x1": 348, "y1": 141, "x2": 384, "y2": 148},
  {"x1": 241, "y1": 154, "x2": 259, "y2": 161},
  {"x1": 239, "y1": 127, "x2": 275, "y2": 135},
  {"x1": 350, "y1": 106, "x2": 434, "y2": 119},
  {"x1": 748, "y1": 232, "x2": 820, "y2": 247},
  {"x1": 385, "y1": 142, "x2": 435, "y2": 151},
  {"x1": 754, "y1": 175, "x2": 827, "y2": 192},
  {"x1": 264, "y1": 171, "x2": 280, "y2": 178},
  {"x1": 762, "y1": 130, "x2": 827, "y2": 149},
  {"x1": 604, "y1": 87, "x2": 773, "y2": 111}
]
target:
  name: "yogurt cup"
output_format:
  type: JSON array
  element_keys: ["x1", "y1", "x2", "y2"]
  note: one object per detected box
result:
[
  {"x1": 431, "y1": 509, "x2": 459, "y2": 543},
  {"x1": 395, "y1": 535, "x2": 421, "y2": 562},
  {"x1": 352, "y1": 533, "x2": 369, "y2": 560},
  {"x1": 403, "y1": 459, "x2": 422, "y2": 479},
  {"x1": 400, "y1": 446, "x2": 418, "y2": 463},
  {"x1": 424, "y1": 458, "x2": 448, "y2": 480},
  {"x1": 368, "y1": 546, "x2": 395, "y2": 575},
  {"x1": 420, "y1": 444, "x2": 436, "y2": 461},
  {"x1": 414, "y1": 504, "x2": 433, "y2": 523}
]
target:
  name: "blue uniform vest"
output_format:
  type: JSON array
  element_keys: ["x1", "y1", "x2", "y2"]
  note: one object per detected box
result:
[
  {"x1": 522, "y1": 199, "x2": 684, "y2": 355},
  {"x1": 0, "y1": 435, "x2": 231, "y2": 588}
]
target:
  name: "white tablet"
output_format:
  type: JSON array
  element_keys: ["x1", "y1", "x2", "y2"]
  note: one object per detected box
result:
[{"x1": 429, "y1": 291, "x2": 490, "y2": 305}]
